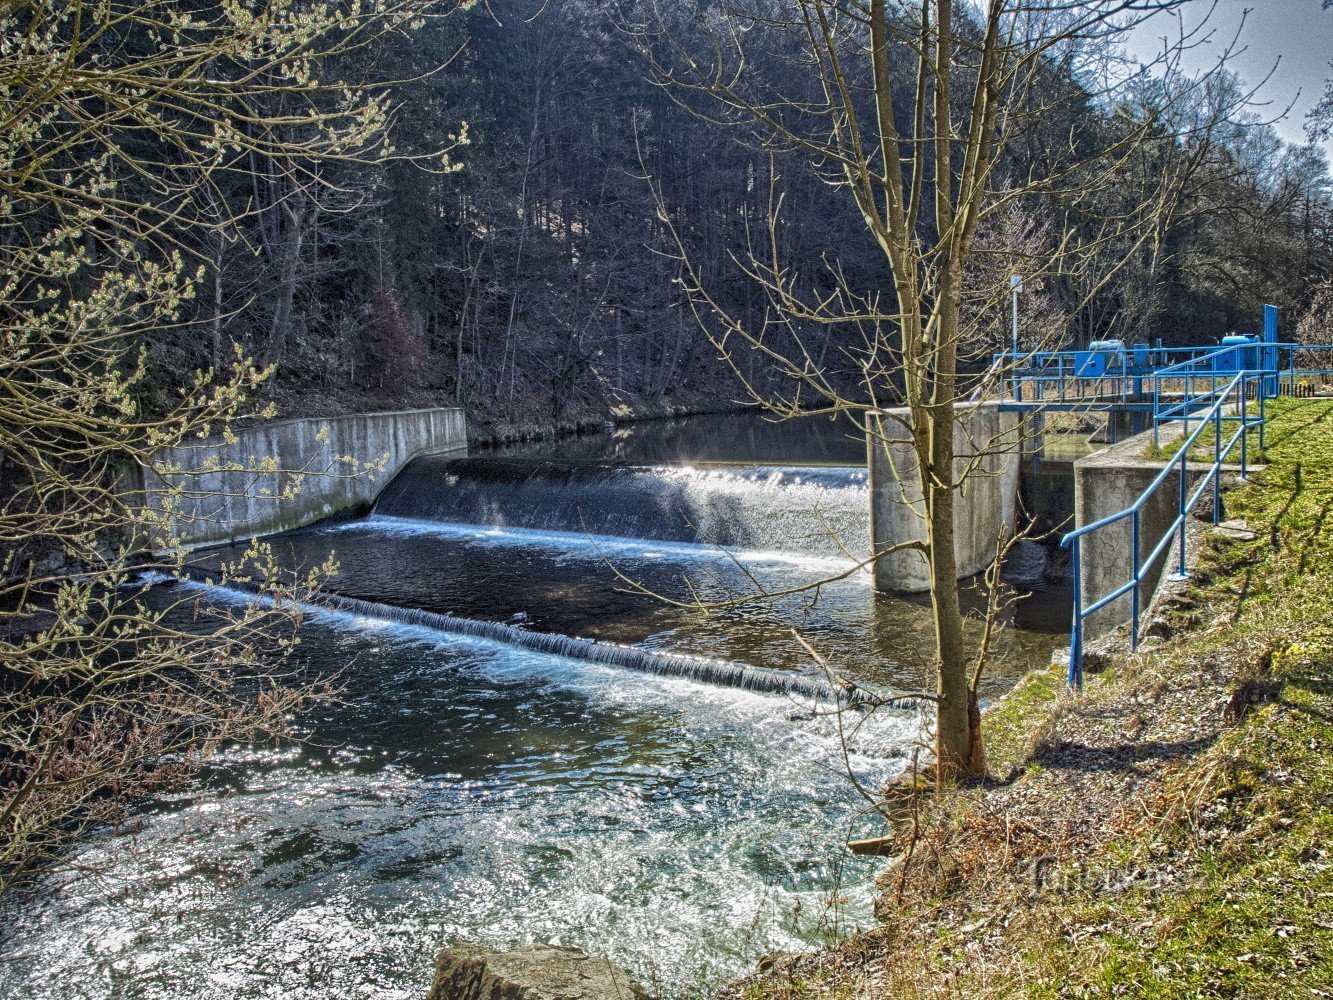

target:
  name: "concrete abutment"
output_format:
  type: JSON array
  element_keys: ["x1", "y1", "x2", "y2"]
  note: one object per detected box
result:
[
  {"x1": 139, "y1": 407, "x2": 467, "y2": 552},
  {"x1": 867, "y1": 401, "x2": 1023, "y2": 593}
]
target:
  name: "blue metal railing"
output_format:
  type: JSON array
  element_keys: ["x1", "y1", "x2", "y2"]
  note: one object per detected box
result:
[
  {"x1": 1059, "y1": 370, "x2": 1265, "y2": 689},
  {"x1": 1150, "y1": 346, "x2": 1259, "y2": 448},
  {"x1": 991, "y1": 306, "x2": 1333, "y2": 688},
  {"x1": 998, "y1": 343, "x2": 1237, "y2": 406},
  {"x1": 996, "y1": 342, "x2": 1333, "y2": 419}
]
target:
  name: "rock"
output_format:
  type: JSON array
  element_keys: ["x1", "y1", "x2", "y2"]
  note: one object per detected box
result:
[
  {"x1": 32, "y1": 548, "x2": 69, "y2": 577},
  {"x1": 1211, "y1": 518, "x2": 1256, "y2": 542},
  {"x1": 1142, "y1": 617, "x2": 1173, "y2": 640},
  {"x1": 755, "y1": 950, "x2": 799, "y2": 974},
  {"x1": 1000, "y1": 540, "x2": 1049, "y2": 589},
  {"x1": 426, "y1": 943, "x2": 649, "y2": 1000},
  {"x1": 1057, "y1": 634, "x2": 1125, "y2": 675}
]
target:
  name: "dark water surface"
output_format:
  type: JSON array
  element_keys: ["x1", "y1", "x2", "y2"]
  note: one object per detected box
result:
[
  {"x1": 0, "y1": 411, "x2": 1069, "y2": 999},
  {"x1": 485, "y1": 410, "x2": 869, "y2": 466}
]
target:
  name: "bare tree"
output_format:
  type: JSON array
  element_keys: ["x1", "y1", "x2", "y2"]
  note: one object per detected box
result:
[
  {"x1": 628, "y1": 0, "x2": 1251, "y2": 781},
  {"x1": 0, "y1": 0, "x2": 462, "y2": 895}
]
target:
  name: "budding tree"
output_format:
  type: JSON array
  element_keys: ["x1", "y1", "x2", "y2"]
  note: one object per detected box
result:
[{"x1": 0, "y1": 0, "x2": 463, "y2": 894}]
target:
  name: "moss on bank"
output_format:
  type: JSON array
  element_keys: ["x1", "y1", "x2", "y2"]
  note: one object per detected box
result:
[{"x1": 732, "y1": 397, "x2": 1333, "y2": 1000}]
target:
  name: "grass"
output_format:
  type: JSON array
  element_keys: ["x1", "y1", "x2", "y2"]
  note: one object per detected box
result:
[
  {"x1": 980, "y1": 661, "x2": 1070, "y2": 782},
  {"x1": 1140, "y1": 404, "x2": 1267, "y2": 464},
  {"x1": 731, "y1": 397, "x2": 1333, "y2": 1000},
  {"x1": 1010, "y1": 397, "x2": 1333, "y2": 996},
  {"x1": 1017, "y1": 398, "x2": 1333, "y2": 996}
]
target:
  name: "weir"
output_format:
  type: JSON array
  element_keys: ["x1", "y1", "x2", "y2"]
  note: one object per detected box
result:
[
  {"x1": 139, "y1": 406, "x2": 467, "y2": 552},
  {"x1": 168, "y1": 573, "x2": 891, "y2": 707},
  {"x1": 373, "y1": 457, "x2": 870, "y2": 558},
  {"x1": 151, "y1": 406, "x2": 1046, "y2": 697}
]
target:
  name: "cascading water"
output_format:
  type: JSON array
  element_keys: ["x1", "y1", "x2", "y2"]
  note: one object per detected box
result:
[
  {"x1": 0, "y1": 591, "x2": 916, "y2": 1000},
  {"x1": 372, "y1": 457, "x2": 870, "y2": 559},
  {"x1": 248, "y1": 451, "x2": 894, "y2": 691},
  {"x1": 167, "y1": 573, "x2": 893, "y2": 707}
]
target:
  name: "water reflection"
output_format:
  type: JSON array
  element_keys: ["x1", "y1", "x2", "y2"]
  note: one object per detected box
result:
[{"x1": 486, "y1": 411, "x2": 869, "y2": 467}]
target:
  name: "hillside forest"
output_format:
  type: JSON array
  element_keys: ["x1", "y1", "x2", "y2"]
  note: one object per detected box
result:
[{"x1": 117, "y1": 0, "x2": 1333, "y2": 430}]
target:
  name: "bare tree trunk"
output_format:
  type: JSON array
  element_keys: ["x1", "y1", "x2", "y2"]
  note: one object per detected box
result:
[{"x1": 267, "y1": 196, "x2": 309, "y2": 368}]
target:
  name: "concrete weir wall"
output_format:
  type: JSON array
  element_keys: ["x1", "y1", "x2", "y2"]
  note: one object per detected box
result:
[
  {"x1": 142, "y1": 407, "x2": 467, "y2": 551},
  {"x1": 867, "y1": 402, "x2": 1022, "y2": 593},
  {"x1": 1073, "y1": 427, "x2": 1217, "y2": 640}
]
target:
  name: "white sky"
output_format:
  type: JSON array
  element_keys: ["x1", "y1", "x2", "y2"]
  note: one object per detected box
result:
[{"x1": 1121, "y1": 0, "x2": 1333, "y2": 155}]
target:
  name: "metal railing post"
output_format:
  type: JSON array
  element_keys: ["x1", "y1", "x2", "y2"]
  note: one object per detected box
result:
[
  {"x1": 1189, "y1": 373, "x2": 1199, "y2": 437},
  {"x1": 1153, "y1": 372, "x2": 1161, "y2": 448},
  {"x1": 1130, "y1": 508, "x2": 1141, "y2": 649},
  {"x1": 1259, "y1": 388, "x2": 1267, "y2": 450},
  {"x1": 1240, "y1": 382, "x2": 1249, "y2": 480},
  {"x1": 1069, "y1": 540, "x2": 1083, "y2": 690},
  {"x1": 1213, "y1": 401, "x2": 1222, "y2": 524},
  {"x1": 1174, "y1": 449, "x2": 1189, "y2": 579}
]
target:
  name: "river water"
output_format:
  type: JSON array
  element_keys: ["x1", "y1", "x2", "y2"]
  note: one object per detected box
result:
[{"x1": 0, "y1": 412, "x2": 1070, "y2": 999}]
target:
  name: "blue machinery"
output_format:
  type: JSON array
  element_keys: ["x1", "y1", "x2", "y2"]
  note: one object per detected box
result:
[{"x1": 996, "y1": 306, "x2": 1333, "y2": 689}]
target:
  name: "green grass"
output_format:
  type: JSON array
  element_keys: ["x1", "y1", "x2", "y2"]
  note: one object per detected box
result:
[
  {"x1": 1140, "y1": 402, "x2": 1268, "y2": 464},
  {"x1": 1025, "y1": 397, "x2": 1333, "y2": 997},
  {"x1": 981, "y1": 662, "x2": 1072, "y2": 782}
]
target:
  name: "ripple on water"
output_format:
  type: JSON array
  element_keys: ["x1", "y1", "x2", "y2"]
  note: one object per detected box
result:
[{"x1": 0, "y1": 605, "x2": 920, "y2": 1000}]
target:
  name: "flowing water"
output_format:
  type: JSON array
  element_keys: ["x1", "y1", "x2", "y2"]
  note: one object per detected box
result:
[{"x1": 0, "y1": 412, "x2": 1070, "y2": 999}]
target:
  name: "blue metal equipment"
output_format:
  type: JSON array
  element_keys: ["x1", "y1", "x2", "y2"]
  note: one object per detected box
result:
[{"x1": 991, "y1": 306, "x2": 1333, "y2": 691}]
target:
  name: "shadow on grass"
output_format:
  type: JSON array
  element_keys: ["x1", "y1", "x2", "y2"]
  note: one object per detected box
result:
[
  {"x1": 1278, "y1": 672, "x2": 1333, "y2": 726},
  {"x1": 1030, "y1": 734, "x2": 1216, "y2": 773},
  {"x1": 1256, "y1": 400, "x2": 1333, "y2": 453}
]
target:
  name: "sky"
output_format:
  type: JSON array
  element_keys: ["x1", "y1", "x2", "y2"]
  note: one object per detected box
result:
[{"x1": 1121, "y1": 0, "x2": 1333, "y2": 155}]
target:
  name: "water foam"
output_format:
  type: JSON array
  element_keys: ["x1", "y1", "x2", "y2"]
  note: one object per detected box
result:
[
  {"x1": 316, "y1": 515, "x2": 869, "y2": 577},
  {"x1": 158, "y1": 573, "x2": 907, "y2": 710}
]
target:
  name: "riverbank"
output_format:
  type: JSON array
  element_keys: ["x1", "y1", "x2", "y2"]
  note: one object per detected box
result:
[{"x1": 730, "y1": 396, "x2": 1333, "y2": 998}]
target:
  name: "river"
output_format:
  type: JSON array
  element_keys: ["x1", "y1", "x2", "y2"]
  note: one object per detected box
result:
[{"x1": 0, "y1": 411, "x2": 1071, "y2": 999}]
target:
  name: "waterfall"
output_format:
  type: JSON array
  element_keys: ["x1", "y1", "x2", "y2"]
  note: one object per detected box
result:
[
  {"x1": 372, "y1": 457, "x2": 869, "y2": 559},
  {"x1": 161, "y1": 572, "x2": 907, "y2": 709}
]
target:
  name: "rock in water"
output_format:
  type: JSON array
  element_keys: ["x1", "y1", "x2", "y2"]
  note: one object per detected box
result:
[
  {"x1": 1001, "y1": 539, "x2": 1049, "y2": 588},
  {"x1": 426, "y1": 943, "x2": 650, "y2": 1000}
]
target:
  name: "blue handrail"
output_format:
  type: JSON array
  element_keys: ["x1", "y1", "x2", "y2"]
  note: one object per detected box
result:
[
  {"x1": 996, "y1": 342, "x2": 1333, "y2": 416},
  {"x1": 1059, "y1": 370, "x2": 1263, "y2": 689},
  {"x1": 992, "y1": 322, "x2": 1333, "y2": 688}
]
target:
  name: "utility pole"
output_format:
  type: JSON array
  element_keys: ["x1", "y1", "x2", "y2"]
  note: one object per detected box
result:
[{"x1": 1011, "y1": 274, "x2": 1023, "y2": 401}]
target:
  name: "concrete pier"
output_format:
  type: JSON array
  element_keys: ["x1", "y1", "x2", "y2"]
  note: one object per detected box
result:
[
  {"x1": 867, "y1": 402, "x2": 1022, "y2": 593},
  {"x1": 1072, "y1": 425, "x2": 1225, "y2": 639}
]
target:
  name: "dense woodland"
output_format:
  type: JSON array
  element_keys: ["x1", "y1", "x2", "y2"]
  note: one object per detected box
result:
[{"x1": 128, "y1": 0, "x2": 1333, "y2": 429}]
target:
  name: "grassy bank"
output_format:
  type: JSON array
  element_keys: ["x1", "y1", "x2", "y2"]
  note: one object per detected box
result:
[{"x1": 733, "y1": 397, "x2": 1333, "y2": 999}]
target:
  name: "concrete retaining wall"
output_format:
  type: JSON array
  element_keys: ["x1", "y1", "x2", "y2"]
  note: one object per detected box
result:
[
  {"x1": 1073, "y1": 427, "x2": 1219, "y2": 639},
  {"x1": 867, "y1": 402, "x2": 1022, "y2": 593},
  {"x1": 141, "y1": 407, "x2": 467, "y2": 551}
]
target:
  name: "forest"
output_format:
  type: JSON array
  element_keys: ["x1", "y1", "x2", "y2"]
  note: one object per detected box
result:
[{"x1": 122, "y1": 0, "x2": 1333, "y2": 430}]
